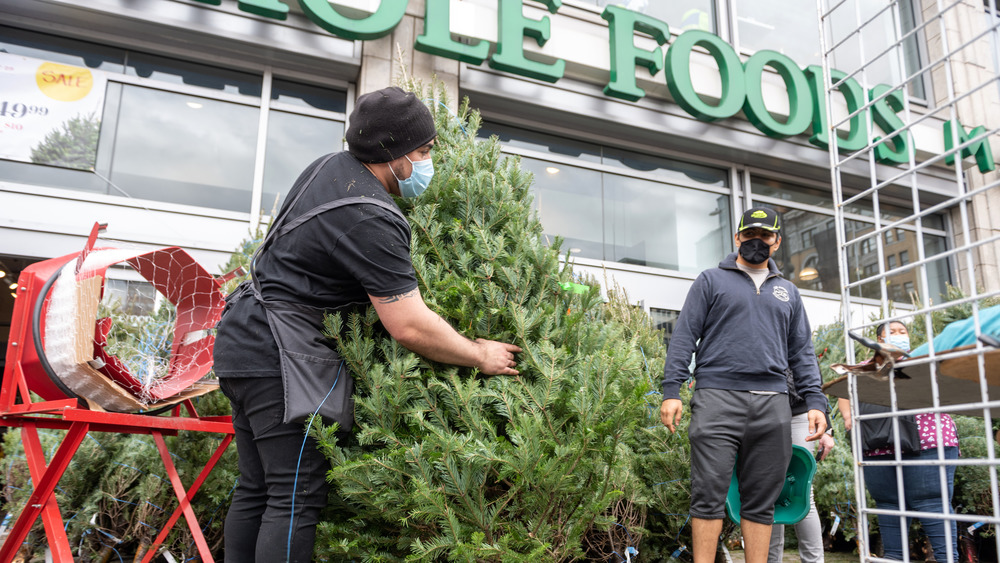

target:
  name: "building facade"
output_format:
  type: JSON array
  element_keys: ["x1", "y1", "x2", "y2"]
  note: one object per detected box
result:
[{"x1": 1, "y1": 0, "x2": 997, "y2": 351}]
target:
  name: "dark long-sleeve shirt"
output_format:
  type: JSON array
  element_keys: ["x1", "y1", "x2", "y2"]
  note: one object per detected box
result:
[{"x1": 661, "y1": 253, "x2": 826, "y2": 413}]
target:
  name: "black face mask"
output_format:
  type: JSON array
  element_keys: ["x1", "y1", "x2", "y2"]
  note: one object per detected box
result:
[{"x1": 738, "y1": 237, "x2": 772, "y2": 264}]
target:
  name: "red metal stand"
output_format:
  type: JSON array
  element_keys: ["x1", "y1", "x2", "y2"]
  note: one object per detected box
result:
[
  {"x1": 0, "y1": 399, "x2": 234, "y2": 563},
  {"x1": 0, "y1": 224, "x2": 235, "y2": 562}
]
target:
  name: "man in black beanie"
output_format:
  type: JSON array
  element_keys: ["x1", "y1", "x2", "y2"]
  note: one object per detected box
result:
[{"x1": 213, "y1": 86, "x2": 522, "y2": 562}]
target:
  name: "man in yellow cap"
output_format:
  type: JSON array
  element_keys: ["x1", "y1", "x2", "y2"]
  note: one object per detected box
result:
[{"x1": 660, "y1": 206, "x2": 827, "y2": 563}]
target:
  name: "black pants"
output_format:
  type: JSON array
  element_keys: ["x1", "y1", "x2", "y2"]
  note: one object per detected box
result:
[{"x1": 220, "y1": 376, "x2": 331, "y2": 563}]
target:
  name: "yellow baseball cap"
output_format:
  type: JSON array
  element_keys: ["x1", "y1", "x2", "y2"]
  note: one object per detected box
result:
[{"x1": 738, "y1": 207, "x2": 781, "y2": 232}]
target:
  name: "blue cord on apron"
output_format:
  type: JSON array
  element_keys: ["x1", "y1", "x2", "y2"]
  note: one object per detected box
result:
[{"x1": 288, "y1": 361, "x2": 343, "y2": 562}]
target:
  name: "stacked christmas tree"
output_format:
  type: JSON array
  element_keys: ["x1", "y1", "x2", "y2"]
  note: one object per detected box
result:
[{"x1": 311, "y1": 82, "x2": 666, "y2": 561}]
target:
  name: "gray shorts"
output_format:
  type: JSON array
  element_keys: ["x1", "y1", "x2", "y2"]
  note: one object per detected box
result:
[{"x1": 688, "y1": 388, "x2": 792, "y2": 524}]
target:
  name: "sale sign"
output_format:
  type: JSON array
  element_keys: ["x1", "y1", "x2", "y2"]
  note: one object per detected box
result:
[{"x1": 0, "y1": 53, "x2": 107, "y2": 170}]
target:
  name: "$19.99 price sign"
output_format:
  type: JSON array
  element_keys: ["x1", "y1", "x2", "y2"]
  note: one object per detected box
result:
[
  {"x1": 0, "y1": 101, "x2": 50, "y2": 132},
  {"x1": 0, "y1": 53, "x2": 107, "y2": 167},
  {"x1": 0, "y1": 101, "x2": 50, "y2": 118}
]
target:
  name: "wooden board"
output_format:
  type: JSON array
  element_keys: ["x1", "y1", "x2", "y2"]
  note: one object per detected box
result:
[{"x1": 823, "y1": 346, "x2": 1000, "y2": 417}]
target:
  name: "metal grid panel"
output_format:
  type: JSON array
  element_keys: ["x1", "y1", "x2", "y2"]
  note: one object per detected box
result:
[{"x1": 816, "y1": 1, "x2": 1000, "y2": 561}]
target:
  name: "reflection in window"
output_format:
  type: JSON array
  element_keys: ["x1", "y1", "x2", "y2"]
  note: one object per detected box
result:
[
  {"x1": 603, "y1": 148, "x2": 727, "y2": 188},
  {"x1": 98, "y1": 85, "x2": 258, "y2": 211},
  {"x1": 922, "y1": 235, "x2": 949, "y2": 304},
  {"x1": 735, "y1": 0, "x2": 925, "y2": 98},
  {"x1": 605, "y1": 174, "x2": 730, "y2": 272},
  {"x1": 103, "y1": 279, "x2": 157, "y2": 316},
  {"x1": 860, "y1": 238, "x2": 874, "y2": 255},
  {"x1": 751, "y1": 177, "x2": 915, "y2": 220},
  {"x1": 767, "y1": 202, "x2": 950, "y2": 302},
  {"x1": 478, "y1": 123, "x2": 602, "y2": 164},
  {"x1": 824, "y1": 0, "x2": 926, "y2": 98},
  {"x1": 574, "y1": 0, "x2": 716, "y2": 33},
  {"x1": 490, "y1": 123, "x2": 731, "y2": 274},
  {"x1": 802, "y1": 228, "x2": 814, "y2": 248},
  {"x1": 771, "y1": 207, "x2": 843, "y2": 292},
  {"x1": 126, "y1": 52, "x2": 262, "y2": 98},
  {"x1": 519, "y1": 158, "x2": 603, "y2": 259},
  {"x1": 261, "y1": 111, "x2": 344, "y2": 213},
  {"x1": 271, "y1": 79, "x2": 347, "y2": 113},
  {"x1": 0, "y1": 25, "x2": 125, "y2": 72},
  {"x1": 650, "y1": 308, "x2": 681, "y2": 350},
  {"x1": 843, "y1": 226, "x2": 950, "y2": 302},
  {"x1": 480, "y1": 122, "x2": 730, "y2": 273},
  {"x1": 0, "y1": 27, "x2": 348, "y2": 214}
]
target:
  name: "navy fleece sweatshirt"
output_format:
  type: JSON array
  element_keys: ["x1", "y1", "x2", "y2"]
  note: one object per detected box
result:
[{"x1": 661, "y1": 253, "x2": 826, "y2": 413}]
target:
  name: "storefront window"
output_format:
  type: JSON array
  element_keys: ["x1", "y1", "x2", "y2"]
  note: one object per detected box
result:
[
  {"x1": 98, "y1": 85, "x2": 258, "y2": 211},
  {"x1": 271, "y1": 79, "x2": 347, "y2": 113},
  {"x1": 482, "y1": 122, "x2": 730, "y2": 275},
  {"x1": 478, "y1": 123, "x2": 602, "y2": 165},
  {"x1": 650, "y1": 308, "x2": 680, "y2": 350},
  {"x1": 734, "y1": 0, "x2": 821, "y2": 62},
  {"x1": 103, "y1": 278, "x2": 157, "y2": 316},
  {"x1": 261, "y1": 112, "x2": 345, "y2": 213},
  {"x1": 769, "y1": 206, "x2": 840, "y2": 292},
  {"x1": 603, "y1": 148, "x2": 727, "y2": 188},
  {"x1": 262, "y1": 81, "x2": 348, "y2": 212},
  {"x1": 573, "y1": 0, "x2": 716, "y2": 33},
  {"x1": 0, "y1": 27, "x2": 347, "y2": 215},
  {"x1": 750, "y1": 178, "x2": 932, "y2": 225},
  {"x1": 604, "y1": 174, "x2": 730, "y2": 272},
  {"x1": 0, "y1": 25, "x2": 124, "y2": 72},
  {"x1": 922, "y1": 233, "x2": 950, "y2": 303},
  {"x1": 518, "y1": 157, "x2": 604, "y2": 258},
  {"x1": 734, "y1": 0, "x2": 925, "y2": 98},
  {"x1": 126, "y1": 52, "x2": 262, "y2": 98},
  {"x1": 758, "y1": 177, "x2": 950, "y2": 303}
]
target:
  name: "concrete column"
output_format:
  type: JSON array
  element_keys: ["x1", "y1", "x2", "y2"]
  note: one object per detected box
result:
[
  {"x1": 356, "y1": 0, "x2": 461, "y2": 108},
  {"x1": 921, "y1": 0, "x2": 1000, "y2": 295}
]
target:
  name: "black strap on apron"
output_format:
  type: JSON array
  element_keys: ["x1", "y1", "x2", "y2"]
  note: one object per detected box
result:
[{"x1": 240, "y1": 154, "x2": 408, "y2": 428}]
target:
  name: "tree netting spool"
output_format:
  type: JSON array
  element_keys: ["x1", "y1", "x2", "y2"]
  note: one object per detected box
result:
[{"x1": 9, "y1": 225, "x2": 227, "y2": 412}]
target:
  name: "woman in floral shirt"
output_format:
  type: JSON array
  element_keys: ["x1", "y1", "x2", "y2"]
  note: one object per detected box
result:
[{"x1": 838, "y1": 321, "x2": 959, "y2": 561}]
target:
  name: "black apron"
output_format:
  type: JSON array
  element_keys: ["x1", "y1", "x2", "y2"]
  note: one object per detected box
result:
[{"x1": 229, "y1": 154, "x2": 408, "y2": 429}]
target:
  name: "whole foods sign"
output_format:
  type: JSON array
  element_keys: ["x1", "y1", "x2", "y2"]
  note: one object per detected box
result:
[{"x1": 196, "y1": 0, "x2": 995, "y2": 173}]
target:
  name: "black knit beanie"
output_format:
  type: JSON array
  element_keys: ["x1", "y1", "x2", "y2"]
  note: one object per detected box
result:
[{"x1": 346, "y1": 86, "x2": 437, "y2": 163}]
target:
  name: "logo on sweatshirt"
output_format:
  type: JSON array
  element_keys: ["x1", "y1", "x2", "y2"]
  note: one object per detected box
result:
[{"x1": 772, "y1": 286, "x2": 790, "y2": 302}]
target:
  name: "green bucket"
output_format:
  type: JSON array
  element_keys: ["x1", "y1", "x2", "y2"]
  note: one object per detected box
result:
[{"x1": 724, "y1": 444, "x2": 817, "y2": 525}]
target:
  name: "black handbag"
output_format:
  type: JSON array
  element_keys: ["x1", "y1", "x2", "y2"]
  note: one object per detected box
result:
[{"x1": 858, "y1": 402, "x2": 921, "y2": 453}]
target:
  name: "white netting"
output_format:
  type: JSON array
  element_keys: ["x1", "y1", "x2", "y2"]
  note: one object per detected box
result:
[{"x1": 39, "y1": 239, "x2": 223, "y2": 411}]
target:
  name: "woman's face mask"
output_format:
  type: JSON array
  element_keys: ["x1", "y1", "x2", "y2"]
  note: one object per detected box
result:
[
  {"x1": 883, "y1": 333, "x2": 911, "y2": 352},
  {"x1": 396, "y1": 155, "x2": 434, "y2": 198}
]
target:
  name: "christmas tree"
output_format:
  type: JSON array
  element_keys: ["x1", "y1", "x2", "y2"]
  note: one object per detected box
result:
[
  {"x1": 29, "y1": 112, "x2": 100, "y2": 170},
  {"x1": 310, "y1": 81, "x2": 665, "y2": 561}
]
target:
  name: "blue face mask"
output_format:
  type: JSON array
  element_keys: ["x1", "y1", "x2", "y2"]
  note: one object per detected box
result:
[
  {"x1": 884, "y1": 333, "x2": 911, "y2": 352},
  {"x1": 396, "y1": 155, "x2": 434, "y2": 198}
]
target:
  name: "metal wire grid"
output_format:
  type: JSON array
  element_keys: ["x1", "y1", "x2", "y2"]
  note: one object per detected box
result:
[{"x1": 816, "y1": 0, "x2": 1000, "y2": 561}]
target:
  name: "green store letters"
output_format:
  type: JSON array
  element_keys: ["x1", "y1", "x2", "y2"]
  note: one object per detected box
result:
[{"x1": 193, "y1": 0, "x2": 995, "y2": 173}]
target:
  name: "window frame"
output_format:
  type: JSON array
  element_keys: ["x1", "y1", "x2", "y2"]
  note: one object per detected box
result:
[{"x1": 0, "y1": 25, "x2": 349, "y2": 222}]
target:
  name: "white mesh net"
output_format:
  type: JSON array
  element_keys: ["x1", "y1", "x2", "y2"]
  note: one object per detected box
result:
[{"x1": 37, "y1": 237, "x2": 224, "y2": 412}]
